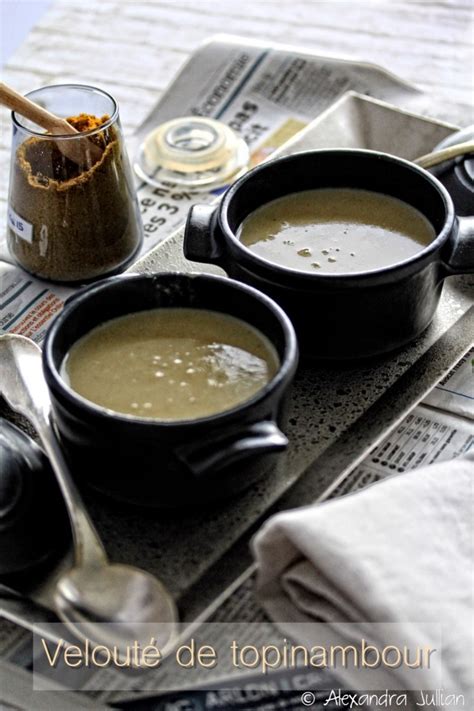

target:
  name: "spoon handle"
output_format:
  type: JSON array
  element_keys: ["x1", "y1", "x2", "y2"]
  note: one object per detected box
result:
[
  {"x1": 0, "y1": 81, "x2": 103, "y2": 166},
  {"x1": 0, "y1": 82, "x2": 78, "y2": 135},
  {"x1": 415, "y1": 139, "x2": 474, "y2": 169},
  {"x1": 36, "y1": 418, "x2": 109, "y2": 569},
  {"x1": 0, "y1": 335, "x2": 108, "y2": 569}
]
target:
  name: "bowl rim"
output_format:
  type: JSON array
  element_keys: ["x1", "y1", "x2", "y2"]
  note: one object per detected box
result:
[
  {"x1": 218, "y1": 148, "x2": 455, "y2": 284},
  {"x1": 43, "y1": 271, "x2": 299, "y2": 429}
]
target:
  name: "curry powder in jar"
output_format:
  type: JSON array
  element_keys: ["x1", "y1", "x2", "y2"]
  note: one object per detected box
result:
[{"x1": 8, "y1": 113, "x2": 142, "y2": 282}]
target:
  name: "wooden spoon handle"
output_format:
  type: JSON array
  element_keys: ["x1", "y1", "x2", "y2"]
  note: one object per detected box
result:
[
  {"x1": 0, "y1": 82, "x2": 78, "y2": 135},
  {"x1": 0, "y1": 82, "x2": 103, "y2": 166}
]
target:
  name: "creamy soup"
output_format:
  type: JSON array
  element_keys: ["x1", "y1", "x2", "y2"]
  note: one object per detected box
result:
[
  {"x1": 61, "y1": 308, "x2": 279, "y2": 420},
  {"x1": 237, "y1": 188, "x2": 436, "y2": 273}
]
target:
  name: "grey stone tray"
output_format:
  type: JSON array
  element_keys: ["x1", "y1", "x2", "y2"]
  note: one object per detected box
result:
[{"x1": 1, "y1": 95, "x2": 473, "y2": 634}]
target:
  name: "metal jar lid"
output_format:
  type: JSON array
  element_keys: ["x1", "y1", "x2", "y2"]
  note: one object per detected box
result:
[{"x1": 134, "y1": 116, "x2": 250, "y2": 191}]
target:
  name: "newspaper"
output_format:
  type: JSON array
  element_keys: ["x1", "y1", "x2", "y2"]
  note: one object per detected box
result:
[
  {"x1": 0, "y1": 34, "x2": 441, "y2": 343},
  {"x1": 423, "y1": 349, "x2": 473, "y2": 421}
]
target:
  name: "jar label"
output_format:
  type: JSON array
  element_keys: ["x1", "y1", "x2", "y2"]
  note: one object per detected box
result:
[{"x1": 8, "y1": 206, "x2": 33, "y2": 243}]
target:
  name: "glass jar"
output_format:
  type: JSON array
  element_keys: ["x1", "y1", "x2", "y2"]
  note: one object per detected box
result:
[{"x1": 7, "y1": 84, "x2": 142, "y2": 282}]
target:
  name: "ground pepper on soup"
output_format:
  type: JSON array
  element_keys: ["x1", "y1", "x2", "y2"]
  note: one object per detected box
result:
[
  {"x1": 61, "y1": 308, "x2": 279, "y2": 420},
  {"x1": 237, "y1": 188, "x2": 436, "y2": 273}
]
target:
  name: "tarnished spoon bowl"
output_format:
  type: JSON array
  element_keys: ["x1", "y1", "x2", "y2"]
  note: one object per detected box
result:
[{"x1": 0, "y1": 334, "x2": 178, "y2": 654}]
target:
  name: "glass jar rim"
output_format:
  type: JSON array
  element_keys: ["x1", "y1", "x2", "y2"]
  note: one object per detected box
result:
[{"x1": 12, "y1": 83, "x2": 119, "y2": 139}]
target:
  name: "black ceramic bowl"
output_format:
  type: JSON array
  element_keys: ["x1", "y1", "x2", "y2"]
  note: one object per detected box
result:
[
  {"x1": 43, "y1": 273, "x2": 298, "y2": 507},
  {"x1": 184, "y1": 149, "x2": 474, "y2": 359},
  {"x1": 0, "y1": 419, "x2": 69, "y2": 576}
]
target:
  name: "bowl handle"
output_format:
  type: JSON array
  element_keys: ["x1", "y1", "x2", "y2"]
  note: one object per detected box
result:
[
  {"x1": 176, "y1": 421, "x2": 288, "y2": 479},
  {"x1": 184, "y1": 204, "x2": 226, "y2": 266},
  {"x1": 441, "y1": 216, "x2": 474, "y2": 275}
]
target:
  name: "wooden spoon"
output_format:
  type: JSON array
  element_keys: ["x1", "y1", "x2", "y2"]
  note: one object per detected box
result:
[{"x1": 0, "y1": 82, "x2": 103, "y2": 167}]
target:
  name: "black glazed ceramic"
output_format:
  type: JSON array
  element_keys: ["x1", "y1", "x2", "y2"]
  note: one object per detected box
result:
[
  {"x1": 431, "y1": 126, "x2": 474, "y2": 217},
  {"x1": 184, "y1": 149, "x2": 474, "y2": 359},
  {"x1": 0, "y1": 419, "x2": 69, "y2": 576},
  {"x1": 43, "y1": 273, "x2": 298, "y2": 507}
]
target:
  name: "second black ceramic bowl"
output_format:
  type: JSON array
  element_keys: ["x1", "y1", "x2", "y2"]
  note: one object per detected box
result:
[
  {"x1": 43, "y1": 273, "x2": 298, "y2": 507},
  {"x1": 184, "y1": 149, "x2": 474, "y2": 359}
]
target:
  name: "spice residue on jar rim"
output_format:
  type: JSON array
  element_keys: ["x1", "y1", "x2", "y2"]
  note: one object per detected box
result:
[{"x1": 17, "y1": 113, "x2": 111, "y2": 190}]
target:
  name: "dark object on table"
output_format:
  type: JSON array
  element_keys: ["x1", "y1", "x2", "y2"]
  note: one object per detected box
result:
[
  {"x1": 184, "y1": 149, "x2": 474, "y2": 359},
  {"x1": 430, "y1": 125, "x2": 474, "y2": 217},
  {"x1": 43, "y1": 273, "x2": 298, "y2": 508},
  {"x1": 0, "y1": 419, "x2": 69, "y2": 576}
]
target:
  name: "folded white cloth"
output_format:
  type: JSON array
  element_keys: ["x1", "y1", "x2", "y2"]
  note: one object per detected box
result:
[{"x1": 252, "y1": 451, "x2": 474, "y2": 702}]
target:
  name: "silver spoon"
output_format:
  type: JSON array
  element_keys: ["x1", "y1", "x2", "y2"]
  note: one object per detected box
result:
[{"x1": 0, "y1": 334, "x2": 178, "y2": 653}]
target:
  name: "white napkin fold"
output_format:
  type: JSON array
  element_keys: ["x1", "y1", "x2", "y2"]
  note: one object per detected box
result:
[{"x1": 252, "y1": 451, "x2": 474, "y2": 702}]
